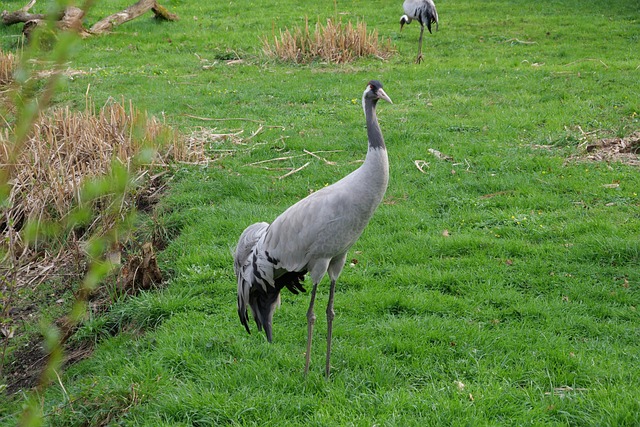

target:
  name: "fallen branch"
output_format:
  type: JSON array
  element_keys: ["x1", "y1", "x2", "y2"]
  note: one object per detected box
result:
[
  {"x1": 1, "y1": 0, "x2": 46, "y2": 26},
  {"x1": 1, "y1": 0, "x2": 178, "y2": 38},
  {"x1": 89, "y1": 0, "x2": 178, "y2": 35}
]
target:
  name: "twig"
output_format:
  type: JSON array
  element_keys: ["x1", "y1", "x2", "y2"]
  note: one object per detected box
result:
[
  {"x1": 278, "y1": 161, "x2": 310, "y2": 179},
  {"x1": 254, "y1": 166, "x2": 295, "y2": 171},
  {"x1": 563, "y1": 58, "x2": 609, "y2": 69},
  {"x1": 303, "y1": 149, "x2": 336, "y2": 165},
  {"x1": 247, "y1": 154, "x2": 304, "y2": 166},
  {"x1": 503, "y1": 38, "x2": 536, "y2": 45},
  {"x1": 243, "y1": 124, "x2": 265, "y2": 143},
  {"x1": 21, "y1": 0, "x2": 37, "y2": 13},
  {"x1": 428, "y1": 148, "x2": 454, "y2": 161},
  {"x1": 182, "y1": 115, "x2": 286, "y2": 132},
  {"x1": 182, "y1": 114, "x2": 264, "y2": 124},
  {"x1": 414, "y1": 160, "x2": 429, "y2": 173}
]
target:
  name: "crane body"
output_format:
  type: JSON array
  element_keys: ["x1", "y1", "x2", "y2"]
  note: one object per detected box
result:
[
  {"x1": 235, "y1": 81, "x2": 392, "y2": 377},
  {"x1": 400, "y1": 0, "x2": 439, "y2": 63}
]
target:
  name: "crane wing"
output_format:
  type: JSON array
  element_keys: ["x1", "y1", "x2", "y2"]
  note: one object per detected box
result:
[
  {"x1": 235, "y1": 222, "x2": 269, "y2": 334},
  {"x1": 235, "y1": 220, "x2": 307, "y2": 339}
]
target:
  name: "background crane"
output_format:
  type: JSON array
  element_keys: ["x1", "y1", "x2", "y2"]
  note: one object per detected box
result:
[
  {"x1": 234, "y1": 80, "x2": 393, "y2": 378},
  {"x1": 400, "y1": 0, "x2": 439, "y2": 63}
]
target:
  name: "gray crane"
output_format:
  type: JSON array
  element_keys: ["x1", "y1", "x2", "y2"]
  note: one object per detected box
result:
[
  {"x1": 400, "y1": 0, "x2": 439, "y2": 64},
  {"x1": 234, "y1": 80, "x2": 392, "y2": 378}
]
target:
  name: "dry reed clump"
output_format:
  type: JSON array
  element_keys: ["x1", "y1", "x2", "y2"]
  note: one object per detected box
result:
[
  {"x1": 0, "y1": 48, "x2": 17, "y2": 87},
  {"x1": 261, "y1": 17, "x2": 395, "y2": 64},
  {"x1": 0, "y1": 98, "x2": 197, "y2": 287}
]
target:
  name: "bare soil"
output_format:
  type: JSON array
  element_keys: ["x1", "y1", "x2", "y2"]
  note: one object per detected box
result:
[{"x1": 578, "y1": 131, "x2": 640, "y2": 166}]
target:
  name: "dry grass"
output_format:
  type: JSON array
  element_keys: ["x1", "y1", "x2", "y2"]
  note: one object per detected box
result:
[
  {"x1": 0, "y1": 97, "x2": 199, "y2": 287},
  {"x1": 261, "y1": 17, "x2": 394, "y2": 64},
  {"x1": 582, "y1": 131, "x2": 640, "y2": 166},
  {"x1": 566, "y1": 128, "x2": 640, "y2": 167},
  {"x1": 0, "y1": 49, "x2": 16, "y2": 87},
  {"x1": 0, "y1": 93, "x2": 218, "y2": 393}
]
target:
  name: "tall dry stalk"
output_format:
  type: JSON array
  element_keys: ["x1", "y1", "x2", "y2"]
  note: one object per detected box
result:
[
  {"x1": 0, "y1": 49, "x2": 16, "y2": 86},
  {"x1": 262, "y1": 17, "x2": 394, "y2": 64}
]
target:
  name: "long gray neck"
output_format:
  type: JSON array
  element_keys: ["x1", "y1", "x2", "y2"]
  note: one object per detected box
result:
[
  {"x1": 357, "y1": 96, "x2": 389, "y2": 198},
  {"x1": 364, "y1": 99, "x2": 385, "y2": 151}
]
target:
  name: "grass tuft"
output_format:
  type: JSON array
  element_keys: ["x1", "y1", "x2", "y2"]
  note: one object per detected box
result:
[
  {"x1": 1, "y1": 99, "x2": 166, "y2": 244},
  {"x1": 261, "y1": 17, "x2": 394, "y2": 64}
]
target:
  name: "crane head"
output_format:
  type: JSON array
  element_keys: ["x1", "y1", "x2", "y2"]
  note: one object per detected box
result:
[
  {"x1": 363, "y1": 80, "x2": 392, "y2": 113},
  {"x1": 365, "y1": 80, "x2": 393, "y2": 104},
  {"x1": 400, "y1": 15, "x2": 411, "y2": 31}
]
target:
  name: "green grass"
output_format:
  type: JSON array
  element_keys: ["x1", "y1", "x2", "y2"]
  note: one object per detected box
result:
[{"x1": 2, "y1": 0, "x2": 640, "y2": 425}]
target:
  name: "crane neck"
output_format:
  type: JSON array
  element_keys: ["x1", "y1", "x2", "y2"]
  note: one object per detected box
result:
[{"x1": 364, "y1": 99, "x2": 385, "y2": 151}]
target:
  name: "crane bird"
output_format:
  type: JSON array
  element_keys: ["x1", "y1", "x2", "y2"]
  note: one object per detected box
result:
[
  {"x1": 400, "y1": 0, "x2": 439, "y2": 64},
  {"x1": 234, "y1": 80, "x2": 392, "y2": 378}
]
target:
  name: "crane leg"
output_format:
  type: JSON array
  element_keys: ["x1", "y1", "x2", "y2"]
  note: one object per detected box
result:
[
  {"x1": 416, "y1": 25, "x2": 425, "y2": 64},
  {"x1": 325, "y1": 279, "x2": 336, "y2": 379},
  {"x1": 304, "y1": 282, "x2": 319, "y2": 376}
]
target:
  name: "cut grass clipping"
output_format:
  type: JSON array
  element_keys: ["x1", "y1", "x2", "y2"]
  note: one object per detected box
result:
[{"x1": 262, "y1": 17, "x2": 394, "y2": 63}]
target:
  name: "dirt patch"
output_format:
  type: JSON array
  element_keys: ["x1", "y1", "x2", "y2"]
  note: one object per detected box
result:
[
  {"x1": 3, "y1": 337, "x2": 48, "y2": 394},
  {"x1": 3, "y1": 337, "x2": 95, "y2": 395},
  {"x1": 574, "y1": 131, "x2": 640, "y2": 166},
  {"x1": 2, "y1": 251, "x2": 163, "y2": 396}
]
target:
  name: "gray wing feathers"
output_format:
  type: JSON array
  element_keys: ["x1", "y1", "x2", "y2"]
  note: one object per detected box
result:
[
  {"x1": 234, "y1": 222, "x2": 268, "y2": 277},
  {"x1": 235, "y1": 221, "x2": 269, "y2": 331}
]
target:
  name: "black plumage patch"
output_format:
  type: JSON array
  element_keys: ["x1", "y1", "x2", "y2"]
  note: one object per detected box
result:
[
  {"x1": 265, "y1": 250, "x2": 279, "y2": 265},
  {"x1": 276, "y1": 271, "x2": 307, "y2": 295}
]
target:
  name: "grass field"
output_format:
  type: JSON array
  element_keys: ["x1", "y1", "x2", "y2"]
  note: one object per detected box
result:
[{"x1": 1, "y1": 0, "x2": 640, "y2": 425}]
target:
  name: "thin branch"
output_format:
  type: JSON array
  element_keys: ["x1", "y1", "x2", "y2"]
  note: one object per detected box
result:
[
  {"x1": 563, "y1": 58, "x2": 609, "y2": 69},
  {"x1": 414, "y1": 160, "x2": 429, "y2": 173},
  {"x1": 502, "y1": 38, "x2": 536, "y2": 45},
  {"x1": 247, "y1": 155, "x2": 304, "y2": 166},
  {"x1": 278, "y1": 161, "x2": 310, "y2": 179},
  {"x1": 303, "y1": 149, "x2": 336, "y2": 165},
  {"x1": 182, "y1": 114, "x2": 264, "y2": 124}
]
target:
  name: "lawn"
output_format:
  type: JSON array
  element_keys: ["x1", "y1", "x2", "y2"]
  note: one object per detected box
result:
[{"x1": 1, "y1": 0, "x2": 639, "y2": 425}]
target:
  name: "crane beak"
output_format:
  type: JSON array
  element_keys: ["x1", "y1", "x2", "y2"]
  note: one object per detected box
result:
[{"x1": 377, "y1": 88, "x2": 393, "y2": 104}]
